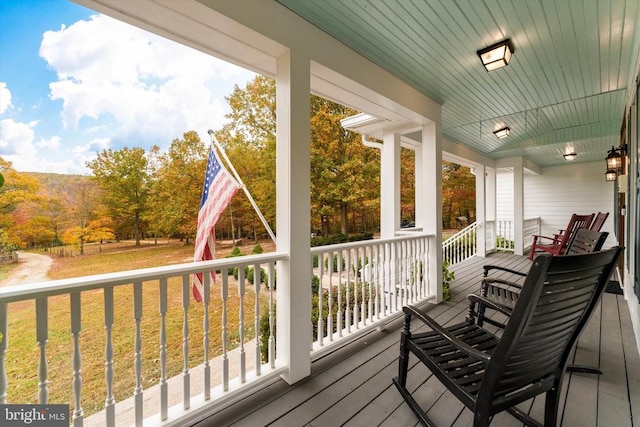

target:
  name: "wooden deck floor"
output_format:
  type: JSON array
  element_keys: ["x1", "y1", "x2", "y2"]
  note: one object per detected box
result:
[{"x1": 196, "y1": 253, "x2": 640, "y2": 427}]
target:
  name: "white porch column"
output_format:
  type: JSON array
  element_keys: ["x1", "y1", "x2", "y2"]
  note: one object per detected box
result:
[
  {"x1": 486, "y1": 167, "x2": 496, "y2": 252},
  {"x1": 380, "y1": 132, "x2": 401, "y2": 238},
  {"x1": 414, "y1": 144, "x2": 425, "y2": 229},
  {"x1": 276, "y1": 50, "x2": 311, "y2": 384},
  {"x1": 486, "y1": 167, "x2": 496, "y2": 222},
  {"x1": 475, "y1": 165, "x2": 487, "y2": 257},
  {"x1": 513, "y1": 158, "x2": 524, "y2": 256},
  {"x1": 420, "y1": 122, "x2": 443, "y2": 302}
]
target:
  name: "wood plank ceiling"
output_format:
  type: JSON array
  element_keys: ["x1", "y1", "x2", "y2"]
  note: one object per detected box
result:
[{"x1": 277, "y1": 0, "x2": 640, "y2": 167}]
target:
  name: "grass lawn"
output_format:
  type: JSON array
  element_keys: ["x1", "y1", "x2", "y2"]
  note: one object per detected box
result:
[{"x1": 4, "y1": 239, "x2": 274, "y2": 417}]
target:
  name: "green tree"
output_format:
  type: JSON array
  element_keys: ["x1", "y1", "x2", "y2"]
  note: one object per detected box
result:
[
  {"x1": 86, "y1": 147, "x2": 151, "y2": 246},
  {"x1": 146, "y1": 131, "x2": 208, "y2": 243}
]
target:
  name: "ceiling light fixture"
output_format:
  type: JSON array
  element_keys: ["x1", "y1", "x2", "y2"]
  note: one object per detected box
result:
[
  {"x1": 477, "y1": 39, "x2": 515, "y2": 71},
  {"x1": 493, "y1": 126, "x2": 510, "y2": 139},
  {"x1": 563, "y1": 152, "x2": 577, "y2": 161}
]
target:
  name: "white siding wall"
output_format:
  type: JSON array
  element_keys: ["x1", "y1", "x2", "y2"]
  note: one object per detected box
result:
[
  {"x1": 496, "y1": 169, "x2": 514, "y2": 220},
  {"x1": 523, "y1": 162, "x2": 616, "y2": 247}
]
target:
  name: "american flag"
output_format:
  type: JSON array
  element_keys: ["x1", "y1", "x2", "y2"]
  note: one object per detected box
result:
[{"x1": 192, "y1": 146, "x2": 240, "y2": 302}]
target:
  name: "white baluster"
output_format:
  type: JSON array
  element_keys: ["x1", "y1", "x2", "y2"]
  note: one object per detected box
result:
[
  {"x1": 253, "y1": 262, "x2": 261, "y2": 376},
  {"x1": 159, "y1": 278, "x2": 168, "y2": 420},
  {"x1": 318, "y1": 253, "x2": 324, "y2": 345},
  {"x1": 221, "y1": 269, "x2": 229, "y2": 391},
  {"x1": 336, "y1": 251, "x2": 342, "y2": 336},
  {"x1": 71, "y1": 292, "x2": 84, "y2": 426},
  {"x1": 36, "y1": 298, "x2": 48, "y2": 404},
  {"x1": 353, "y1": 248, "x2": 360, "y2": 330},
  {"x1": 133, "y1": 282, "x2": 143, "y2": 426},
  {"x1": 0, "y1": 302, "x2": 7, "y2": 404},
  {"x1": 268, "y1": 262, "x2": 275, "y2": 368},
  {"x1": 181, "y1": 275, "x2": 190, "y2": 409},
  {"x1": 345, "y1": 249, "x2": 351, "y2": 334},
  {"x1": 203, "y1": 272, "x2": 210, "y2": 400},
  {"x1": 104, "y1": 286, "x2": 115, "y2": 427},
  {"x1": 327, "y1": 253, "x2": 333, "y2": 342},
  {"x1": 238, "y1": 265, "x2": 246, "y2": 383}
]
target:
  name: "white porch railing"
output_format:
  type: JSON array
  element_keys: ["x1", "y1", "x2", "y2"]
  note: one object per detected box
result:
[
  {"x1": 443, "y1": 217, "x2": 541, "y2": 262},
  {"x1": 492, "y1": 217, "x2": 541, "y2": 252},
  {"x1": 523, "y1": 217, "x2": 541, "y2": 248},
  {"x1": 0, "y1": 233, "x2": 435, "y2": 427},
  {"x1": 310, "y1": 234, "x2": 436, "y2": 358},
  {"x1": 442, "y1": 222, "x2": 478, "y2": 265}
]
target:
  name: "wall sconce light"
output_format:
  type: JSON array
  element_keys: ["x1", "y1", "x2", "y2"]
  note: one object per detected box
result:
[
  {"x1": 493, "y1": 126, "x2": 510, "y2": 139},
  {"x1": 605, "y1": 146, "x2": 623, "y2": 170},
  {"x1": 563, "y1": 152, "x2": 577, "y2": 161},
  {"x1": 604, "y1": 143, "x2": 627, "y2": 181},
  {"x1": 477, "y1": 39, "x2": 515, "y2": 71}
]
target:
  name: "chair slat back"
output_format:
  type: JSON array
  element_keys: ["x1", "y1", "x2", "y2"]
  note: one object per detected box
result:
[
  {"x1": 566, "y1": 228, "x2": 608, "y2": 255},
  {"x1": 479, "y1": 247, "x2": 622, "y2": 405},
  {"x1": 589, "y1": 212, "x2": 609, "y2": 231},
  {"x1": 556, "y1": 213, "x2": 595, "y2": 253}
]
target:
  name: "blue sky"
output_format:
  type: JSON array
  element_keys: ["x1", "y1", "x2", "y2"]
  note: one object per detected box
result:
[{"x1": 0, "y1": 0, "x2": 256, "y2": 174}]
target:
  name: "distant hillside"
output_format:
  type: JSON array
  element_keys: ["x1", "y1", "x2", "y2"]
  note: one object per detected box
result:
[{"x1": 30, "y1": 172, "x2": 92, "y2": 194}]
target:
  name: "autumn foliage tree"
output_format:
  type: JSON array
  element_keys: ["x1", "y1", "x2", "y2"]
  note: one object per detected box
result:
[
  {"x1": 442, "y1": 161, "x2": 476, "y2": 228},
  {"x1": 0, "y1": 158, "x2": 40, "y2": 250},
  {"x1": 216, "y1": 76, "x2": 276, "y2": 241},
  {"x1": 87, "y1": 147, "x2": 151, "y2": 245},
  {"x1": 146, "y1": 131, "x2": 208, "y2": 243},
  {"x1": 217, "y1": 75, "x2": 380, "y2": 238},
  {"x1": 310, "y1": 97, "x2": 379, "y2": 235}
]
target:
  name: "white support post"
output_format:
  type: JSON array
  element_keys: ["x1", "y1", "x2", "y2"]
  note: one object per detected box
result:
[
  {"x1": 276, "y1": 49, "x2": 312, "y2": 384},
  {"x1": 421, "y1": 122, "x2": 443, "y2": 302},
  {"x1": 486, "y1": 167, "x2": 497, "y2": 223},
  {"x1": 475, "y1": 165, "x2": 487, "y2": 257},
  {"x1": 513, "y1": 157, "x2": 525, "y2": 256},
  {"x1": 414, "y1": 144, "x2": 425, "y2": 229},
  {"x1": 381, "y1": 132, "x2": 401, "y2": 238}
]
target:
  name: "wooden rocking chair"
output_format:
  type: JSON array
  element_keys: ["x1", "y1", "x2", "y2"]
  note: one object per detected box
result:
[
  {"x1": 589, "y1": 211, "x2": 609, "y2": 231},
  {"x1": 393, "y1": 247, "x2": 622, "y2": 427},
  {"x1": 469, "y1": 228, "x2": 609, "y2": 330},
  {"x1": 528, "y1": 213, "x2": 594, "y2": 260}
]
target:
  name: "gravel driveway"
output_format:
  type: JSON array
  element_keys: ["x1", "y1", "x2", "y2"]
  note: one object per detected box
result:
[{"x1": 0, "y1": 251, "x2": 52, "y2": 287}]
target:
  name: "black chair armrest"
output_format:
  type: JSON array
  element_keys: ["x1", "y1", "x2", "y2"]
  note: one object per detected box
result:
[
  {"x1": 483, "y1": 264, "x2": 527, "y2": 277},
  {"x1": 482, "y1": 277, "x2": 523, "y2": 290},
  {"x1": 403, "y1": 305, "x2": 491, "y2": 363},
  {"x1": 467, "y1": 294, "x2": 513, "y2": 317}
]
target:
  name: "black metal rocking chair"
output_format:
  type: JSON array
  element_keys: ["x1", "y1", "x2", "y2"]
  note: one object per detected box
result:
[{"x1": 393, "y1": 247, "x2": 622, "y2": 427}]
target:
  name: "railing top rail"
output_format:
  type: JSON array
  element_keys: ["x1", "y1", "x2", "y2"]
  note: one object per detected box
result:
[
  {"x1": 310, "y1": 233, "x2": 435, "y2": 254},
  {"x1": 0, "y1": 251, "x2": 289, "y2": 304},
  {"x1": 442, "y1": 222, "x2": 478, "y2": 246}
]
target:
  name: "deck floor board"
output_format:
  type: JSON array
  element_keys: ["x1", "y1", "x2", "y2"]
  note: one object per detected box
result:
[{"x1": 196, "y1": 253, "x2": 638, "y2": 427}]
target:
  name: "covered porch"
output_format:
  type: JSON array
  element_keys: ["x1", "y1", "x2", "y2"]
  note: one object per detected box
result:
[
  {"x1": 2, "y1": 0, "x2": 639, "y2": 426},
  {"x1": 199, "y1": 252, "x2": 639, "y2": 427}
]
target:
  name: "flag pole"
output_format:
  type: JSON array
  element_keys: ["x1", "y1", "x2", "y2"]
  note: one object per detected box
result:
[{"x1": 207, "y1": 130, "x2": 276, "y2": 243}]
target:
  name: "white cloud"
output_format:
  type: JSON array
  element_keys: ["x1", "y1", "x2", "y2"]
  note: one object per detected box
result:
[
  {"x1": 0, "y1": 118, "x2": 37, "y2": 155},
  {"x1": 0, "y1": 82, "x2": 11, "y2": 114},
  {"x1": 40, "y1": 14, "x2": 254, "y2": 147},
  {"x1": 36, "y1": 136, "x2": 62, "y2": 149}
]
